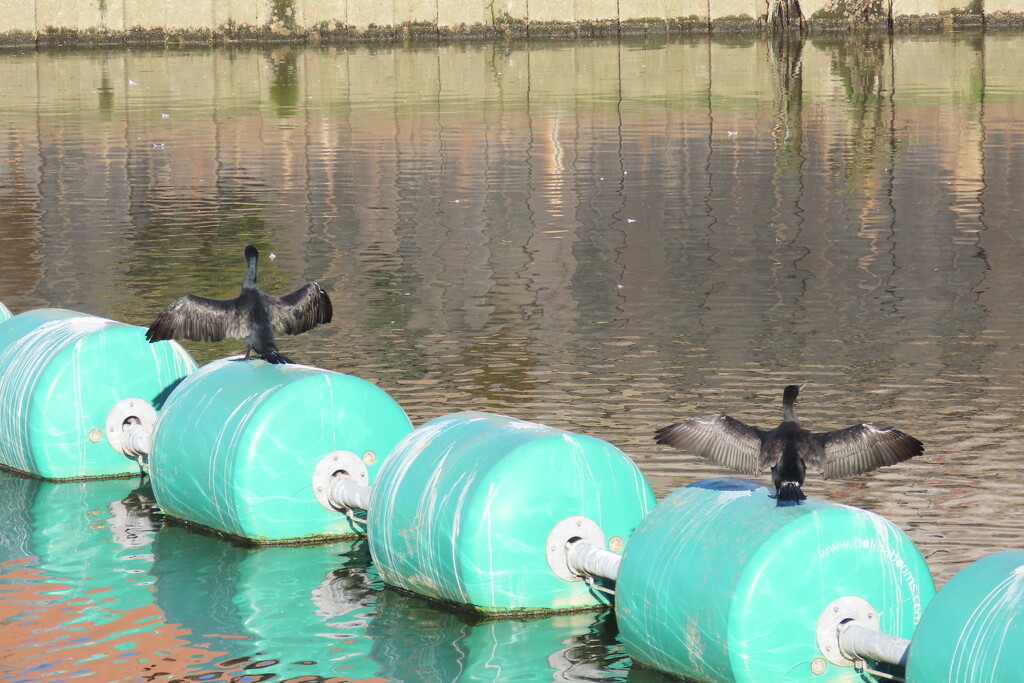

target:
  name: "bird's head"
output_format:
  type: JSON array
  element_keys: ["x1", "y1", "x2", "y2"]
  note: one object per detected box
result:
[
  {"x1": 244, "y1": 245, "x2": 259, "y2": 261},
  {"x1": 783, "y1": 384, "x2": 804, "y2": 404}
]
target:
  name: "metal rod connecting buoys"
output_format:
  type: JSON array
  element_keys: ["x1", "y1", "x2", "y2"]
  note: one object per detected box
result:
[
  {"x1": 839, "y1": 622, "x2": 910, "y2": 667},
  {"x1": 148, "y1": 357, "x2": 413, "y2": 544},
  {"x1": 545, "y1": 515, "x2": 627, "y2": 587},
  {"x1": 815, "y1": 594, "x2": 911, "y2": 671},
  {"x1": 6, "y1": 300, "x2": 1023, "y2": 681},
  {"x1": 614, "y1": 478, "x2": 935, "y2": 682},
  {"x1": 311, "y1": 449, "x2": 374, "y2": 514},
  {"x1": 0, "y1": 308, "x2": 196, "y2": 479},
  {"x1": 329, "y1": 476, "x2": 372, "y2": 512},
  {"x1": 904, "y1": 550, "x2": 1024, "y2": 681},
  {"x1": 104, "y1": 397, "x2": 158, "y2": 467},
  {"x1": 368, "y1": 411, "x2": 656, "y2": 615},
  {"x1": 565, "y1": 539, "x2": 622, "y2": 583}
]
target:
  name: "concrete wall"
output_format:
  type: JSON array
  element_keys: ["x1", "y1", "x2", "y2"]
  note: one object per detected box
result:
[{"x1": 1, "y1": 0, "x2": 1017, "y2": 43}]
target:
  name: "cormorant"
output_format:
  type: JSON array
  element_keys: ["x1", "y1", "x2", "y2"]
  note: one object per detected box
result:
[
  {"x1": 146, "y1": 245, "x2": 333, "y2": 364},
  {"x1": 654, "y1": 385, "x2": 924, "y2": 502}
]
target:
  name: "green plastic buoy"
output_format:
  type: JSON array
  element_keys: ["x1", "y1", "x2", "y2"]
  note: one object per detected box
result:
[
  {"x1": 0, "y1": 308, "x2": 196, "y2": 479},
  {"x1": 905, "y1": 550, "x2": 1024, "y2": 682},
  {"x1": 149, "y1": 357, "x2": 412, "y2": 544},
  {"x1": 615, "y1": 478, "x2": 934, "y2": 683},
  {"x1": 368, "y1": 411, "x2": 656, "y2": 615}
]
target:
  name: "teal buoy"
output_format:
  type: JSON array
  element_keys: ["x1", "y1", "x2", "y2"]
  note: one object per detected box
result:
[
  {"x1": 368, "y1": 411, "x2": 656, "y2": 615},
  {"x1": 0, "y1": 309, "x2": 196, "y2": 479},
  {"x1": 148, "y1": 357, "x2": 412, "y2": 544},
  {"x1": 615, "y1": 478, "x2": 934, "y2": 682},
  {"x1": 905, "y1": 550, "x2": 1024, "y2": 682}
]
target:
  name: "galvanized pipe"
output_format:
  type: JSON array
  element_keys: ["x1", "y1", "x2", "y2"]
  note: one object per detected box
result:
[
  {"x1": 328, "y1": 476, "x2": 372, "y2": 511},
  {"x1": 566, "y1": 540, "x2": 622, "y2": 582},
  {"x1": 839, "y1": 622, "x2": 911, "y2": 667},
  {"x1": 121, "y1": 422, "x2": 152, "y2": 461}
]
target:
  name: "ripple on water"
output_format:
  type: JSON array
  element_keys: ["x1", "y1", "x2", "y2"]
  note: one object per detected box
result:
[{"x1": 2, "y1": 35, "x2": 1024, "y2": 680}]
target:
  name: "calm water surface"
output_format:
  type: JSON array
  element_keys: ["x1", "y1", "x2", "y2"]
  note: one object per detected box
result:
[{"x1": 1, "y1": 34, "x2": 1023, "y2": 681}]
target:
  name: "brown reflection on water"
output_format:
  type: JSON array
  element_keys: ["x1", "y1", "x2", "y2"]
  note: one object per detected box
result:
[
  {"x1": 0, "y1": 35, "x2": 1023, "y2": 594},
  {"x1": 0, "y1": 554, "x2": 231, "y2": 680}
]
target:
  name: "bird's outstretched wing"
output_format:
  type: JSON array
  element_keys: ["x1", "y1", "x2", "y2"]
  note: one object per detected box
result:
[
  {"x1": 814, "y1": 423, "x2": 924, "y2": 479},
  {"x1": 269, "y1": 282, "x2": 333, "y2": 336},
  {"x1": 146, "y1": 295, "x2": 250, "y2": 342},
  {"x1": 655, "y1": 414, "x2": 765, "y2": 475}
]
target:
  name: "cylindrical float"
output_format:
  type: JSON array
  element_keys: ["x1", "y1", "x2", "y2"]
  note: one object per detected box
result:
[
  {"x1": 368, "y1": 411, "x2": 656, "y2": 615},
  {"x1": 149, "y1": 357, "x2": 413, "y2": 544},
  {"x1": 0, "y1": 308, "x2": 196, "y2": 479},
  {"x1": 615, "y1": 478, "x2": 934, "y2": 682},
  {"x1": 905, "y1": 550, "x2": 1024, "y2": 681}
]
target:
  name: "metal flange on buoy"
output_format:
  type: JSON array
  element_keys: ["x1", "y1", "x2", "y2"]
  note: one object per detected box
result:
[
  {"x1": 0, "y1": 307, "x2": 196, "y2": 480},
  {"x1": 368, "y1": 411, "x2": 657, "y2": 615},
  {"x1": 123, "y1": 357, "x2": 413, "y2": 545}
]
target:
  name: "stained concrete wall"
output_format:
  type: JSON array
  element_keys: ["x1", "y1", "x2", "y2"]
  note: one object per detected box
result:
[{"x1": 1, "y1": 0, "x2": 1016, "y2": 43}]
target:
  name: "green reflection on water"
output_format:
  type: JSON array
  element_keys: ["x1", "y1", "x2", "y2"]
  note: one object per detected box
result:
[
  {"x1": 0, "y1": 471, "x2": 633, "y2": 681},
  {"x1": 1, "y1": 31, "x2": 1023, "y2": 680},
  {"x1": 269, "y1": 49, "x2": 301, "y2": 115}
]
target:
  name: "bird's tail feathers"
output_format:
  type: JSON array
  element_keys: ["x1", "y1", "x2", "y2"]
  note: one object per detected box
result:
[
  {"x1": 776, "y1": 482, "x2": 806, "y2": 502},
  {"x1": 261, "y1": 350, "x2": 294, "y2": 365}
]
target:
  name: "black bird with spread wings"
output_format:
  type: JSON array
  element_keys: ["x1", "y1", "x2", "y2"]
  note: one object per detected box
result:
[
  {"x1": 654, "y1": 384, "x2": 924, "y2": 502},
  {"x1": 145, "y1": 245, "x2": 333, "y2": 365}
]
